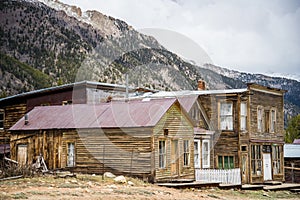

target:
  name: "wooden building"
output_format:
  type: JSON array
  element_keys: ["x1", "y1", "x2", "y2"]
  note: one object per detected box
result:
[
  {"x1": 0, "y1": 81, "x2": 152, "y2": 145},
  {"x1": 196, "y1": 83, "x2": 286, "y2": 184},
  {"x1": 284, "y1": 144, "x2": 300, "y2": 183},
  {"x1": 150, "y1": 82, "x2": 286, "y2": 184},
  {"x1": 9, "y1": 98, "x2": 194, "y2": 182}
]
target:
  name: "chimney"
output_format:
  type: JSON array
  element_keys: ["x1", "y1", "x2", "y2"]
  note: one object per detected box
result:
[
  {"x1": 198, "y1": 80, "x2": 206, "y2": 90},
  {"x1": 24, "y1": 114, "x2": 29, "y2": 125}
]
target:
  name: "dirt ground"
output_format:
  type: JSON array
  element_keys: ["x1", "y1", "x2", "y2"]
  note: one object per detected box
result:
[{"x1": 0, "y1": 174, "x2": 299, "y2": 200}]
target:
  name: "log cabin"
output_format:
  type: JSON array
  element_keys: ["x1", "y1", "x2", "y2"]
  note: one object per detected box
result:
[
  {"x1": 0, "y1": 80, "x2": 153, "y2": 148},
  {"x1": 9, "y1": 98, "x2": 195, "y2": 183}
]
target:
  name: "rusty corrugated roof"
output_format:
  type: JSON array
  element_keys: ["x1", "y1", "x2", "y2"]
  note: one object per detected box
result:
[{"x1": 10, "y1": 98, "x2": 177, "y2": 130}]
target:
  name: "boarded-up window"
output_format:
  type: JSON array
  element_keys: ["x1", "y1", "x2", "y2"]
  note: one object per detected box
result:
[
  {"x1": 270, "y1": 109, "x2": 276, "y2": 133},
  {"x1": 0, "y1": 110, "x2": 4, "y2": 129},
  {"x1": 67, "y1": 143, "x2": 75, "y2": 167},
  {"x1": 202, "y1": 140, "x2": 210, "y2": 168},
  {"x1": 220, "y1": 102, "x2": 233, "y2": 130},
  {"x1": 183, "y1": 140, "x2": 190, "y2": 166},
  {"x1": 251, "y1": 145, "x2": 262, "y2": 176},
  {"x1": 159, "y1": 141, "x2": 166, "y2": 168},
  {"x1": 17, "y1": 144, "x2": 27, "y2": 166},
  {"x1": 272, "y1": 145, "x2": 281, "y2": 175},
  {"x1": 240, "y1": 102, "x2": 247, "y2": 131}
]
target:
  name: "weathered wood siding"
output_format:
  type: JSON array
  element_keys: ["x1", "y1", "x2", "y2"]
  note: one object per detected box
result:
[
  {"x1": 10, "y1": 130, "x2": 63, "y2": 169},
  {"x1": 74, "y1": 128, "x2": 152, "y2": 178},
  {"x1": 153, "y1": 102, "x2": 194, "y2": 182},
  {"x1": 1, "y1": 103, "x2": 27, "y2": 143},
  {"x1": 249, "y1": 90, "x2": 284, "y2": 141},
  {"x1": 285, "y1": 158, "x2": 300, "y2": 183}
]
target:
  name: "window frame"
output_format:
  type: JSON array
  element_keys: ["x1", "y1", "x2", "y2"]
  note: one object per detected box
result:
[
  {"x1": 251, "y1": 145, "x2": 262, "y2": 176},
  {"x1": 257, "y1": 106, "x2": 264, "y2": 133},
  {"x1": 0, "y1": 109, "x2": 4, "y2": 130},
  {"x1": 270, "y1": 109, "x2": 276, "y2": 133},
  {"x1": 218, "y1": 155, "x2": 234, "y2": 169},
  {"x1": 158, "y1": 140, "x2": 166, "y2": 169},
  {"x1": 183, "y1": 140, "x2": 190, "y2": 167},
  {"x1": 219, "y1": 101, "x2": 233, "y2": 131},
  {"x1": 67, "y1": 142, "x2": 76, "y2": 167},
  {"x1": 194, "y1": 140, "x2": 200, "y2": 168},
  {"x1": 240, "y1": 102, "x2": 247, "y2": 131},
  {"x1": 202, "y1": 140, "x2": 210, "y2": 168},
  {"x1": 272, "y1": 145, "x2": 281, "y2": 175}
]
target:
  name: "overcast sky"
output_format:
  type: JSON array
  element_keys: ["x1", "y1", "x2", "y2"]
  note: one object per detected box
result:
[{"x1": 60, "y1": 0, "x2": 300, "y2": 76}]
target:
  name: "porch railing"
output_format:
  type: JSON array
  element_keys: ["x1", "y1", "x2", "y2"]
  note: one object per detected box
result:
[{"x1": 195, "y1": 168, "x2": 241, "y2": 185}]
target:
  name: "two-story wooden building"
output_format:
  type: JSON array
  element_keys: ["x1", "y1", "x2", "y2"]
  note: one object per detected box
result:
[
  {"x1": 195, "y1": 83, "x2": 286, "y2": 184},
  {"x1": 150, "y1": 82, "x2": 286, "y2": 184}
]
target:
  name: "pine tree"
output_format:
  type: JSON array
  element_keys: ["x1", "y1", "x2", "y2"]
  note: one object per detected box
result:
[{"x1": 285, "y1": 115, "x2": 300, "y2": 143}]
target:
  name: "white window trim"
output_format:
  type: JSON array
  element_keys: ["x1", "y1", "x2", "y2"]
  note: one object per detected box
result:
[
  {"x1": 202, "y1": 140, "x2": 210, "y2": 168},
  {"x1": 194, "y1": 140, "x2": 201, "y2": 168},
  {"x1": 219, "y1": 102, "x2": 233, "y2": 130},
  {"x1": 240, "y1": 102, "x2": 247, "y2": 131}
]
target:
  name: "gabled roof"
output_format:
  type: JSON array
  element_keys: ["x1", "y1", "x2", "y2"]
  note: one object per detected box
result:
[
  {"x1": 284, "y1": 144, "x2": 300, "y2": 158},
  {"x1": 10, "y1": 98, "x2": 178, "y2": 130}
]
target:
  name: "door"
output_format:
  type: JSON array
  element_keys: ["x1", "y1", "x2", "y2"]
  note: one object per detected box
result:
[
  {"x1": 67, "y1": 143, "x2": 75, "y2": 167},
  {"x1": 171, "y1": 140, "x2": 179, "y2": 177},
  {"x1": 263, "y1": 153, "x2": 272, "y2": 181},
  {"x1": 241, "y1": 153, "x2": 249, "y2": 184},
  {"x1": 17, "y1": 145, "x2": 27, "y2": 166}
]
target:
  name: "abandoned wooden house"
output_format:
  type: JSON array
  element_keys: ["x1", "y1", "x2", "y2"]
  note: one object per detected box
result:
[
  {"x1": 9, "y1": 98, "x2": 195, "y2": 182},
  {"x1": 150, "y1": 82, "x2": 286, "y2": 184},
  {"x1": 196, "y1": 83, "x2": 286, "y2": 184},
  {"x1": 284, "y1": 143, "x2": 300, "y2": 183},
  {"x1": 0, "y1": 80, "x2": 152, "y2": 147}
]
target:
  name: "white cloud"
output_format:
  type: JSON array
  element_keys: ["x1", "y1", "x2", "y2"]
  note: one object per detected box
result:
[{"x1": 60, "y1": 0, "x2": 300, "y2": 75}]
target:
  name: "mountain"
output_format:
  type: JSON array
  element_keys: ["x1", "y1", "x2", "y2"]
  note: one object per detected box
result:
[{"x1": 0, "y1": 0, "x2": 299, "y2": 121}]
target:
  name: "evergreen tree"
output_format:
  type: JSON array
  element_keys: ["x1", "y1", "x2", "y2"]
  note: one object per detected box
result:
[{"x1": 285, "y1": 115, "x2": 300, "y2": 143}]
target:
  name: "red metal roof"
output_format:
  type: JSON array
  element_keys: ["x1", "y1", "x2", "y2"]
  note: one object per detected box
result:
[
  {"x1": 10, "y1": 98, "x2": 177, "y2": 130},
  {"x1": 177, "y1": 95, "x2": 198, "y2": 112},
  {"x1": 293, "y1": 139, "x2": 300, "y2": 144}
]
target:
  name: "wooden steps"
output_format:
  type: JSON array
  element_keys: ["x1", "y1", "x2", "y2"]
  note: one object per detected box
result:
[{"x1": 263, "y1": 183, "x2": 300, "y2": 191}]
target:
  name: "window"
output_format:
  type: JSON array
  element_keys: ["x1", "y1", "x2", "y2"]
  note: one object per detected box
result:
[
  {"x1": 183, "y1": 140, "x2": 190, "y2": 166},
  {"x1": 194, "y1": 140, "x2": 200, "y2": 168},
  {"x1": 202, "y1": 140, "x2": 210, "y2": 168},
  {"x1": 220, "y1": 102, "x2": 233, "y2": 130},
  {"x1": 0, "y1": 110, "x2": 4, "y2": 129},
  {"x1": 265, "y1": 110, "x2": 270, "y2": 132},
  {"x1": 251, "y1": 145, "x2": 262, "y2": 176},
  {"x1": 270, "y1": 109, "x2": 276, "y2": 133},
  {"x1": 159, "y1": 141, "x2": 166, "y2": 168},
  {"x1": 218, "y1": 155, "x2": 234, "y2": 169},
  {"x1": 272, "y1": 145, "x2": 281, "y2": 175},
  {"x1": 240, "y1": 102, "x2": 247, "y2": 131},
  {"x1": 257, "y1": 107, "x2": 264, "y2": 132},
  {"x1": 67, "y1": 143, "x2": 75, "y2": 167}
]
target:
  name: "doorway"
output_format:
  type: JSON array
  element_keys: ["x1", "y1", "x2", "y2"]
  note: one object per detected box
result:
[
  {"x1": 17, "y1": 144, "x2": 27, "y2": 166},
  {"x1": 171, "y1": 140, "x2": 179, "y2": 177},
  {"x1": 263, "y1": 153, "x2": 272, "y2": 181}
]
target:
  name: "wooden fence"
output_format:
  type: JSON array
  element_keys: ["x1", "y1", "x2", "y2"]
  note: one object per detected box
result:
[{"x1": 195, "y1": 168, "x2": 241, "y2": 185}]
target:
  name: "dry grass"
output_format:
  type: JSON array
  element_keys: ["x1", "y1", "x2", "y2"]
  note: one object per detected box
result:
[{"x1": 0, "y1": 174, "x2": 299, "y2": 200}]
